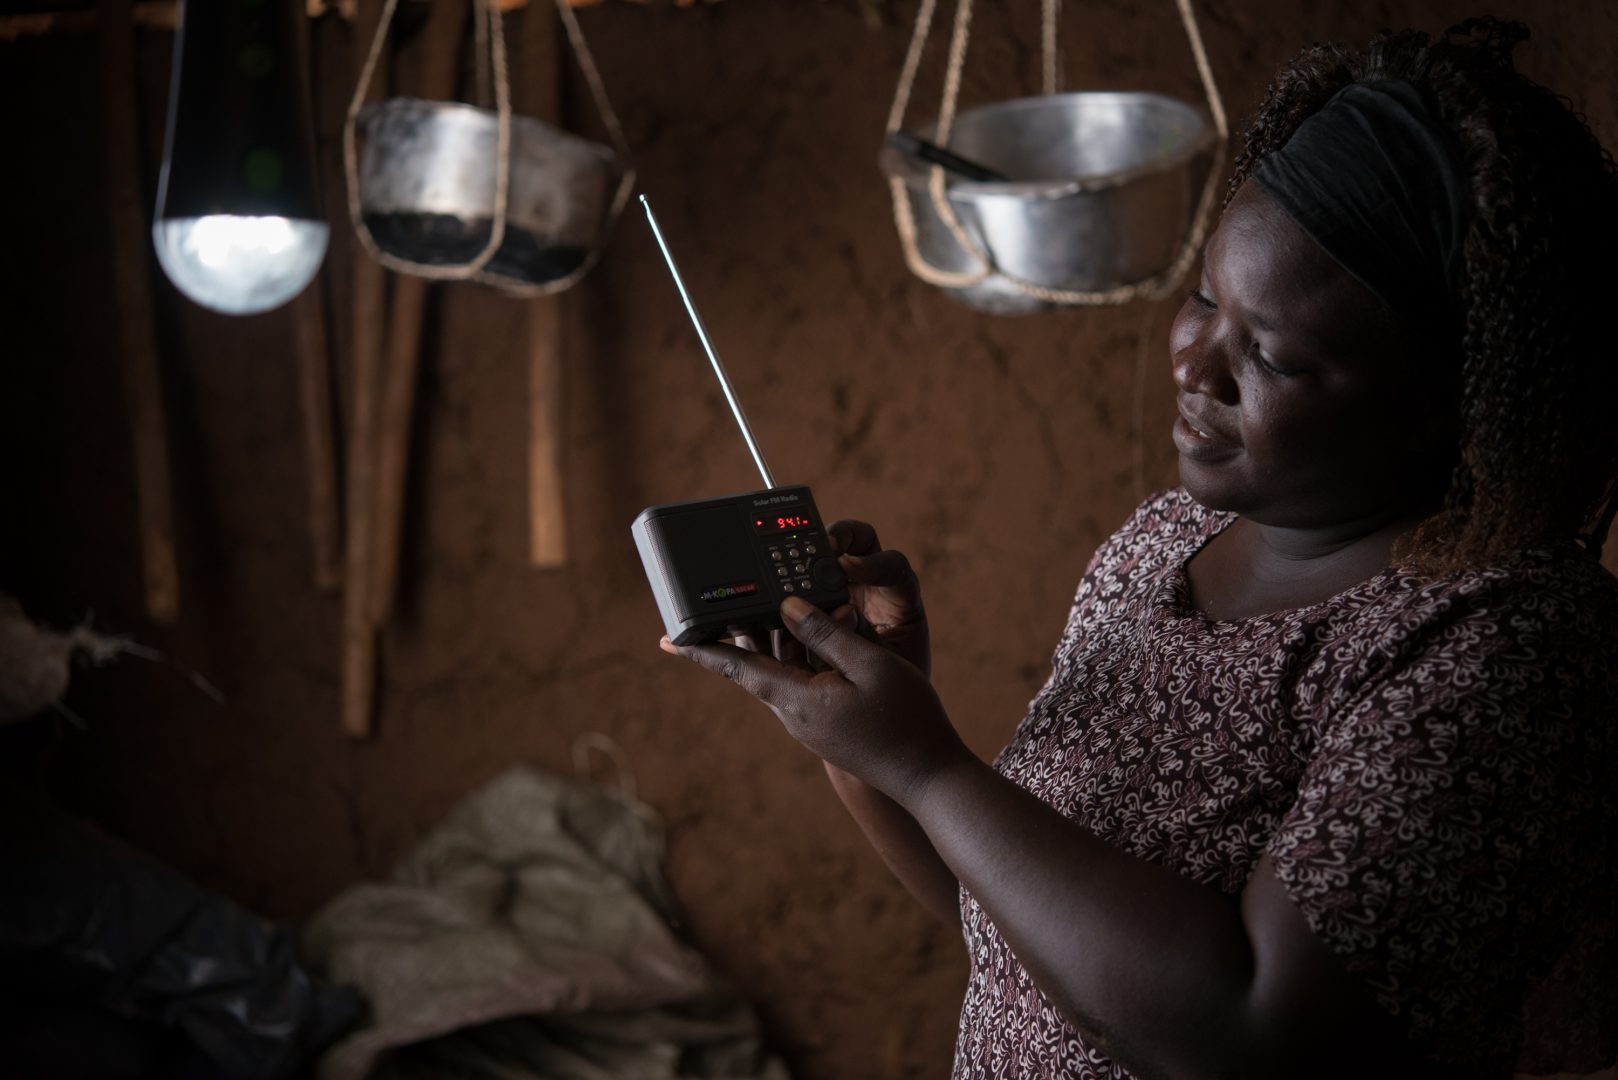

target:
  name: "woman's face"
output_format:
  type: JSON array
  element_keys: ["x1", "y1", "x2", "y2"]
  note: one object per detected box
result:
[{"x1": 1168, "y1": 182, "x2": 1446, "y2": 530}]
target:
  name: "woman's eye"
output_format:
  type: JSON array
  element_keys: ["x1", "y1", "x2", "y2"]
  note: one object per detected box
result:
[
  {"x1": 1251, "y1": 342, "x2": 1294, "y2": 377},
  {"x1": 1185, "y1": 288, "x2": 1297, "y2": 376}
]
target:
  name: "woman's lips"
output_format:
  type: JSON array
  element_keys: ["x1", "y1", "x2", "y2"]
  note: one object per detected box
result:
[{"x1": 1172, "y1": 412, "x2": 1239, "y2": 462}]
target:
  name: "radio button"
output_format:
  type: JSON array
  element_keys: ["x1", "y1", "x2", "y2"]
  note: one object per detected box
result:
[
  {"x1": 770, "y1": 550, "x2": 784, "y2": 561},
  {"x1": 804, "y1": 544, "x2": 818, "y2": 555},
  {"x1": 792, "y1": 563, "x2": 807, "y2": 574},
  {"x1": 787, "y1": 548, "x2": 802, "y2": 559},
  {"x1": 782, "y1": 582, "x2": 795, "y2": 593},
  {"x1": 797, "y1": 578, "x2": 813, "y2": 591},
  {"x1": 776, "y1": 567, "x2": 789, "y2": 577}
]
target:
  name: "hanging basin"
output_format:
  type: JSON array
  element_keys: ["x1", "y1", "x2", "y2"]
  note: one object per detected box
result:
[
  {"x1": 356, "y1": 97, "x2": 624, "y2": 287},
  {"x1": 880, "y1": 92, "x2": 1218, "y2": 313}
]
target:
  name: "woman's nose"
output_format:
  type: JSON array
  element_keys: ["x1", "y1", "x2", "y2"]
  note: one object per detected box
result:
[{"x1": 1171, "y1": 331, "x2": 1238, "y2": 404}]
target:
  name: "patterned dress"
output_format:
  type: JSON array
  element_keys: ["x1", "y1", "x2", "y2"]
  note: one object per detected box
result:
[{"x1": 954, "y1": 489, "x2": 1618, "y2": 1078}]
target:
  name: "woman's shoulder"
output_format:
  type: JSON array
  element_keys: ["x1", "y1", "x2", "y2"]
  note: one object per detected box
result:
[
  {"x1": 1327, "y1": 544, "x2": 1618, "y2": 732},
  {"x1": 1377, "y1": 543, "x2": 1618, "y2": 651}
]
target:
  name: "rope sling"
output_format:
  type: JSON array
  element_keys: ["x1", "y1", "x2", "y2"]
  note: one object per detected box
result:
[
  {"x1": 343, "y1": 0, "x2": 635, "y2": 297},
  {"x1": 886, "y1": 0, "x2": 1230, "y2": 307}
]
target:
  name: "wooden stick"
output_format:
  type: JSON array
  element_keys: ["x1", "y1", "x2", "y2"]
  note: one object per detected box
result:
[
  {"x1": 366, "y1": 0, "x2": 470, "y2": 626},
  {"x1": 340, "y1": 279, "x2": 382, "y2": 738},
  {"x1": 529, "y1": 297, "x2": 567, "y2": 566},
  {"x1": 291, "y1": 278, "x2": 342, "y2": 592},
  {"x1": 3, "y1": 1, "x2": 603, "y2": 41},
  {"x1": 297, "y1": 6, "x2": 348, "y2": 595},
  {"x1": 367, "y1": 273, "x2": 429, "y2": 624},
  {"x1": 526, "y1": 0, "x2": 567, "y2": 567},
  {"x1": 341, "y1": 0, "x2": 388, "y2": 739},
  {"x1": 98, "y1": 0, "x2": 179, "y2": 625},
  {"x1": 2, "y1": 2, "x2": 172, "y2": 41},
  {"x1": 292, "y1": 1, "x2": 342, "y2": 594}
]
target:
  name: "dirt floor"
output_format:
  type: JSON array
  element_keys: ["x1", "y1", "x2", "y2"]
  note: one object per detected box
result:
[{"x1": 3, "y1": 1, "x2": 1617, "y2": 1076}]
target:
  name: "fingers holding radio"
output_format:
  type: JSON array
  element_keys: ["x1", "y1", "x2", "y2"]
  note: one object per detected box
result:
[
  {"x1": 774, "y1": 597, "x2": 969, "y2": 802},
  {"x1": 724, "y1": 612, "x2": 852, "y2": 671},
  {"x1": 838, "y1": 547, "x2": 931, "y2": 677},
  {"x1": 827, "y1": 518, "x2": 882, "y2": 558},
  {"x1": 729, "y1": 623, "x2": 768, "y2": 655},
  {"x1": 775, "y1": 597, "x2": 880, "y2": 673},
  {"x1": 840, "y1": 548, "x2": 919, "y2": 592},
  {"x1": 662, "y1": 601, "x2": 966, "y2": 802},
  {"x1": 771, "y1": 627, "x2": 810, "y2": 670},
  {"x1": 663, "y1": 636, "x2": 814, "y2": 710}
]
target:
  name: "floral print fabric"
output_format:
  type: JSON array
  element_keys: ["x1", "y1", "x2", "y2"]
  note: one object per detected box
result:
[{"x1": 954, "y1": 489, "x2": 1618, "y2": 1077}]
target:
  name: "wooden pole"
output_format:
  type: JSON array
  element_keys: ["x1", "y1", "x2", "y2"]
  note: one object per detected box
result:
[
  {"x1": 98, "y1": 0, "x2": 180, "y2": 625},
  {"x1": 367, "y1": 0, "x2": 471, "y2": 626},
  {"x1": 291, "y1": 277, "x2": 343, "y2": 592},
  {"x1": 367, "y1": 273, "x2": 428, "y2": 624},
  {"x1": 526, "y1": 0, "x2": 567, "y2": 568},
  {"x1": 2, "y1": 2, "x2": 591, "y2": 43},
  {"x1": 340, "y1": 0, "x2": 387, "y2": 739},
  {"x1": 290, "y1": 9, "x2": 343, "y2": 594},
  {"x1": 528, "y1": 297, "x2": 567, "y2": 567}
]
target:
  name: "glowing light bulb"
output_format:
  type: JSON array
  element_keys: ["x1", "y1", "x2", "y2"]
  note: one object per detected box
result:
[
  {"x1": 151, "y1": 0, "x2": 326, "y2": 316},
  {"x1": 153, "y1": 215, "x2": 328, "y2": 315}
]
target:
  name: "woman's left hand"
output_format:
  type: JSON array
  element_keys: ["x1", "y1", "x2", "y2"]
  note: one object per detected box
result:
[{"x1": 660, "y1": 596, "x2": 972, "y2": 805}]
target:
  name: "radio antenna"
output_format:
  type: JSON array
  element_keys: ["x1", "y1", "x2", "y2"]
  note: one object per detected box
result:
[{"x1": 640, "y1": 195, "x2": 776, "y2": 489}]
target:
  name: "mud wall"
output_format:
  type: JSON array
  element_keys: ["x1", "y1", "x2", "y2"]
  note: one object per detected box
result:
[{"x1": 2, "y1": 1, "x2": 1614, "y2": 1075}]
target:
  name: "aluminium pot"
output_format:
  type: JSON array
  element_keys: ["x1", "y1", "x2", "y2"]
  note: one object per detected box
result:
[
  {"x1": 881, "y1": 91, "x2": 1218, "y2": 314},
  {"x1": 356, "y1": 96, "x2": 624, "y2": 288}
]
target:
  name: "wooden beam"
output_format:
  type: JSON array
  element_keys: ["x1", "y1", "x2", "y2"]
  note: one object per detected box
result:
[
  {"x1": 528, "y1": 296, "x2": 568, "y2": 567},
  {"x1": 523, "y1": 1, "x2": 567, "y2": 568},
  {"x1": 1, "y1": 0, "x2": 623, "y2": 38},
  {"x1": 291, "y1": 274, "x2": 342, "y2": 592},
  {"x1": 366, "y1": 271, "x2": 428, "y2": 626},
  {"x1": 367, "y1": 0, "x2": 470, "y2": 626},
  {"x1": 340, "y1": 0, "x2": 387, "y2": 739},
  {"x1": 98, "y1": 0, "x2": 179, "y2": 625}
]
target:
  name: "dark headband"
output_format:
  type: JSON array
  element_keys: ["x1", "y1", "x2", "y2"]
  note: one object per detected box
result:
[{"x1": 1252, "y1": 79, "x2": 1471, "y2": 341}]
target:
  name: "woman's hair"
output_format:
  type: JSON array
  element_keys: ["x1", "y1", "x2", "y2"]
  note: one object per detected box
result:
[{"x1": 1229, "y1": 18, "x2": 1618, "y2": 574}]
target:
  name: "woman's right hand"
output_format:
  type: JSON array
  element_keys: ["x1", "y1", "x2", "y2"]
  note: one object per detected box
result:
[{"x1": 827, "y1": 519, "x2": 931, "y2": 678}]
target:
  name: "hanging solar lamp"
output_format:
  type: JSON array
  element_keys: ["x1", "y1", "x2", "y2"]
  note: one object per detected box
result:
[{"x1": 152, "y1": 0, "x2": 327, "y2": 316}]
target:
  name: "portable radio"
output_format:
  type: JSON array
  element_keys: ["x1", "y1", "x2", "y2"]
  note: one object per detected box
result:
[{"x1": 631, "y1": 197, "x2": 849, "y2": 647}]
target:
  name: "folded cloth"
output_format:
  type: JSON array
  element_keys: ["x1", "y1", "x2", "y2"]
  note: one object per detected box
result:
[{"x1": 302, "y1": 765, "x2": 788, "y2": 1080}]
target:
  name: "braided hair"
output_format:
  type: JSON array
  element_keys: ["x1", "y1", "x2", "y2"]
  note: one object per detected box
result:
[{"x1": 1229, "y1": 18, "x2": 1618, "y2": 574}]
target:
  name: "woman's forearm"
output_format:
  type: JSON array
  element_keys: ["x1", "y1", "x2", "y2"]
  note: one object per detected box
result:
[
  {"x1": 667, "y1": 598, "x2": 1423, "y2": 1075},
  {"x1": 824, "y1": 762, "x2": 962, "y2": 926},
  {"x1": 901, "y1": 754, "x2": 1262, "y2": 1078}
]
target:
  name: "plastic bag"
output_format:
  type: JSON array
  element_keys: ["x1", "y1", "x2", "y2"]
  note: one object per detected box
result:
[{"x1": 0, "y1": 783, "x2": 364, "y2": 1078}]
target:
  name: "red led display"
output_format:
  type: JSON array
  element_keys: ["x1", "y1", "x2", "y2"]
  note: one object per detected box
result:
[{"x1": 753, "y1": 512, "x2": 813, "y2": 535}]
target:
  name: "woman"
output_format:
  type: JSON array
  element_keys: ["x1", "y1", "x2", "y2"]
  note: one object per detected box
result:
[{"x1": 662, "y1": 20, "x2": 1618, "y2": 1078}]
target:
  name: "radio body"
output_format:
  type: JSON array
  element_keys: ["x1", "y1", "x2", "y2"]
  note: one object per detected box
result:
[{"x1": 632, "y1": 485, "x2": 849, "y2": 647}]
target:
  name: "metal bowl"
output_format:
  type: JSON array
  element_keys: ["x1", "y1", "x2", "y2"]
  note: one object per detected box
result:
[
  {"x1": 881, "y1": 92, "x2": 1218, "y2": 313},
  {"x1": 356, "y1": 97, "x2": 624, "y2": 288}
]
